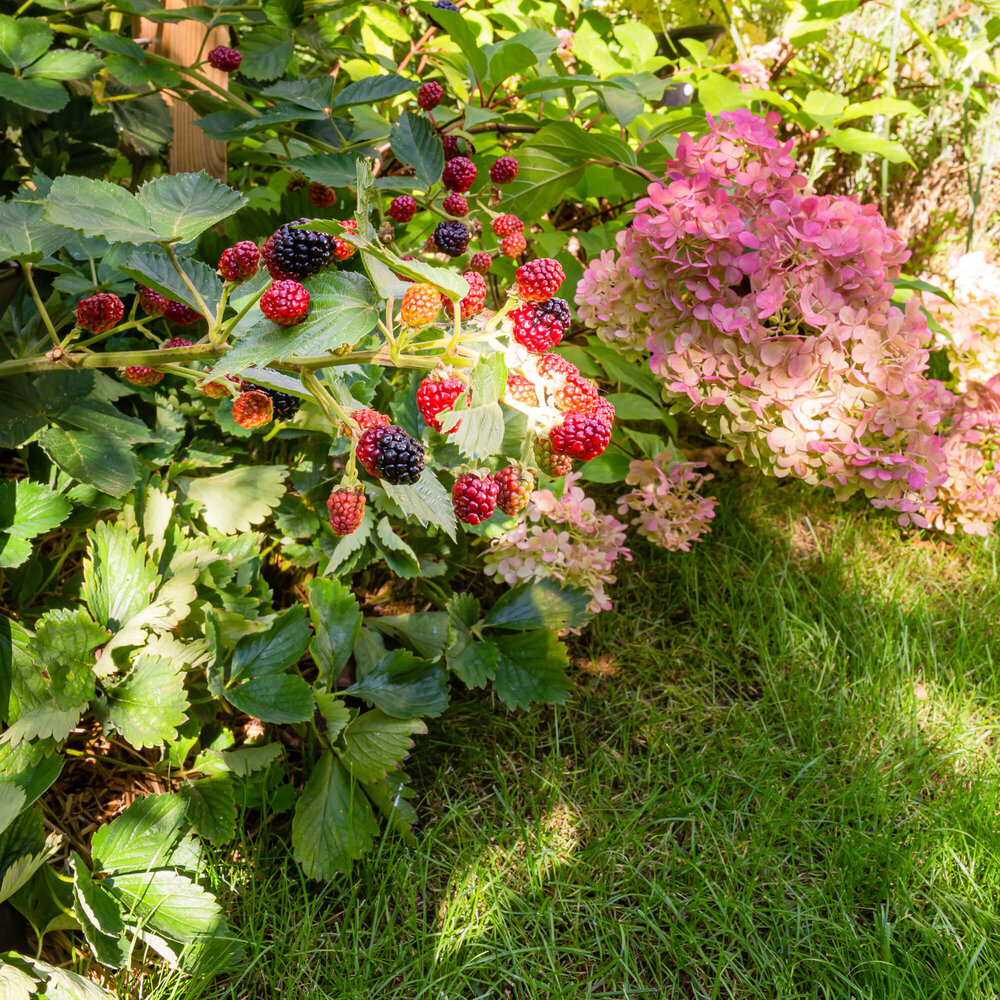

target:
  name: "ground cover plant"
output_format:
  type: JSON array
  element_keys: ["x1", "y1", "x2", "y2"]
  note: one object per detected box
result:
[{"x1": 1, "y1": 0, "x2": 1000, "y2": 995}]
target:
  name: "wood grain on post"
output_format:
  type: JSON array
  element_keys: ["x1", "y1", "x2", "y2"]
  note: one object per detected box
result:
[{"x1": 134, "y1": 0, "x2": 228, "y2": 179}]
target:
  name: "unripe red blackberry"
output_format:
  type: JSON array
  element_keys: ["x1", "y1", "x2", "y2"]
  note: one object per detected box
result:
[
  {"x1": 309, "y1": 182, "x2": 337, "y2": 208},
  {"x1": 452, "y1": 473, "x2": 499, "y2": 525},
  {"x1": 534, "y1": 436, "x2": 573, "y2": 477},
  {"x1": 400, "y1": 282, "x2": 442, "y2": 327},
  {"x1": 442, "y1": 271, "x2": 487, "y2": 319},
  {"x1": 232, "y1": 390, "x2": 273, "y2": 429},
  {"x1": 492, "y1": 213, "x2": 524, "y2": 237},
  {"x1": 160, "y1": 337, "x2": 193, "y2": 350},
  {"x1": 218, "y1": 241, "x2": 260, "y2": 282},
  {"x1": 505, "y1": 373, "x2": 539, "y2": 407},
  {"x1": 492, "y1": 465, "x2": 534, "y2": 516},
  {"x1": 123, "y1": 366, "x2": 164, "y2": 387},
  {"x1": 515, "y1": 258, "x2": 565, "y2": 302},
  {"x1": 469, "y1": 252, "x2": 492, "y2": 273},
  {"x1": 164, "y1": 299, "x2": 201, "y2": 325},
  {"x1": 138, "y1": 286, "x2": 169, "y2": 316},
  {"x1": 327, "y1": 486, "x2": 366, "y2": 535},
  {"x1": 332, "y1": 219, "x2": 358, "y2": 261},
  {"x1": 489, "y1": 156, "x2": 519, "y2": 184},
  {"x1": 260, "y1": 280, "x2": 310, "y2": 326},
  {"x1": 500, "y1": 232, "x2": 527, "y2": 258},
  {"x1": 417, "y1": 81, "x2": 444, "y2": 109},
  {"x1": 352, "y1": 408, "x2": 391, "y2": 434},
  {"x1": 433, "y1": 220, "x2": 470, "y2": 257},
  {"x1": 76, "y1": 293, "x2": 124, "y2": 334},
  {"x1": 201, "y1": 372, "x2": 241, "y2": 398},
  {"x1": 388, "y1": 195, "x2": 418, "y2": 223},
  {"x1": 207, "y1": 45, "x2": 241, "y2": 72},
  {"x1": 441, "y1": 156, "x2": 477, "y2": 193},
  {"x1": 510, "y1": 297, "x2": 571, "y2": 353},
  {"x1": 535, "y1": 352, "x2": 578, "y2": 380},
  {"x1": 593, "y1": 396, "x2": 615, "y2": 427},
  {"x1": 416, "y1": 375, "x2": 467, "y2": 433},
  {"x1": 549, "y1": 411, "x2": 611, "y2": 461},
  {"x1": 554, "y1": 373, "x2": 600, "y2": 413},
  {"x1": 442, "y1": 192, "x2": 468, "y2": 217}
]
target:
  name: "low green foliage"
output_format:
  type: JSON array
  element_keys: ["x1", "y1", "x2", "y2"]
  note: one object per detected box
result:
[{"x1": 127, "y1": 474, "x2": 1000, "y2": 999}]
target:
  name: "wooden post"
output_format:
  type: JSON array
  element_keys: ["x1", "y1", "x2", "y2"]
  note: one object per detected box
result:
[{"x1": 135, "y1": 0, "x2": 228, "y2": 179}]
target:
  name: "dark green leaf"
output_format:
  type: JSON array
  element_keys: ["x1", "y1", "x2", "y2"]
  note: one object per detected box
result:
[
  {"x1": 37, "y1": 426, "x2": 141, "y2": 497},
  {"x1": 23, "y1": 49, "x2": 101, "y2": 80},
  {"x1": 307, "y1": 578, "x2": 362, "y2": 688},
  {"x1": 389, "y1": 111, "x2": 443, "y2": 190},
  {"x1": 332, "y1": 73, "x2": 417, "y2": 109},
  {"x1": 231, "y1": 605, "x2": 310, "y2": 682},
  {"x1": 366, "y1": 611, "x2": 447, "y2": 659},
  {"x1": 226, "y1": 674, "x2": 315, "y2": 724},
  {"x1": 483, "y1": 579, "x2": 590, "y2": 631},
  {"x1": 121, "y1": 249, "x2": 222, "y2": 318},
  {"x1": 32, "y1": 608, "x2": 107, "y2": 708},
  {"x1": 238, "y1": 25, "x2": 293, "y2": 80},
  {"x1": 0, "y1": 73, "x2": 67, "y2": 113},
  {"x1": 135, "y1": 173, "x2": 246, "y2": 244},
  {"x1": 337, "y1": 708, "x2": 425, "y2": 783},
  {"x1": 493, "y1": 629, "x2": 571, "y2": 710},
  {"x1": 346, "y1": 649, "x2": 448, "y2": 718},
  {"x1": 179, "y1": 776, "x2": 236, "y2": 846},
  {"x1": 292, "y1": 753, "x2": 378, "y2": 878},
  {"x1": 0, "y1": 14, "x2": 52, "y2": 69},
  {"x1": 90, "y1": 793, "x2": 189, "y2": 874}
]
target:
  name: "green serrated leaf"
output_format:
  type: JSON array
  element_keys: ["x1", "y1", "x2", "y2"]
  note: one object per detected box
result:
[
  {"x1": 381, "y1": 469, "x2": 456, "y2": 539},
  {"x1": 32, "y1": 608, "x2": 108, "y2": 708},
  {"x1": 0, "y1": 702, "x2": 83, "y2": 747},
  {"x1": 218, "y1": 271, "x2": 378, "y2": 373},
  {"x1": 45, "y1": 175, "x2": 158, "y2": 243},
  {"x1": 225, "y1": 673, "x2": 315, "y2": 724},
  {"x1": 106, "y1": 654, "x2": 188, "y2": 749},
  {"x1": 231, "y1": 606, "x2": 310, "y2": 682},
  {"x1": 24, "y1": 49, "x2": 101, "y2": 80},
  {"x1": 0, "y1": 479, "x2": 71, "y2": 569},
  {"x1": 291, "y1": 753, "x2": 378, "y2": 878},
  {"x1": 217, "y1": 743, "x2": 283, "y2": 775},
  {"x1": 449, "y1": 637, "x2": 499, "y2": 689},
  {"x1": 337, "y1": 708, "x2": 425, "y2": 783},
  {"x1": 90, "y1": 793, "x2": 190, "y2": 874},
  {"x1": 0, "y1": 73, "x2": 66, "y2": 112},
  {"x1": 69, "y1": 852, "x2": 124, "y2": 939},
  {"x1": 375, "y1": 517, "x2": 421, "y2": 578},
  {"x1": 389, "y1": 111, "x2": 443, "y2": 190},
  {"x1": 363, "y1": 770, "x2": 417, "y2": 844},
  {"x1": 238, "y1": 25, "x2": 293, "y2": 80},
  {"x1": 0, "y1": 786, "x2": 25, "y2": 838},
  {"x1": 37, "y1": 426, "x2": 141, "y2": 498},
  {"x1": 121, "y1": 249, "x2": 222, "y2": 319},
  {"x1": 483, "y1": 579, "x2": 591, "y2": 631},
  {"x1": 83, "y1": 520, "x2": 159, "y2": 633},
  {"x1": 443, "y1": 401, "x2": 504, "y2": 460},
  {"x1": 180, "y1": 465, "x2": 287, "y2": 534},
  {"x1": 492, "y1": 629, "x2": 571, "y2": 710},
  {"x1": 0, "y1": 13, "x2": 52, "y2": 69},
  {"x1": 346, "y1": 649, "x2": 448, "y2": 718},
  {"x1": 0, "y1": 201, "x2": 70, "y2": 262},
  {"x1": 308, "y1": 578, "x2": 362, "y2": 688},
  {"x1": 332, "y1": 72, "x2": 417, "y2": 108},
  {"x1": 314, "y1": 693, "x2": 350, "y2": 740},
  {"x1": 179, "y1": 776, "x2": 236, "y2": 846},
  {"x1": 135, "y1": 173, "x2": 246, "y2": 244}
]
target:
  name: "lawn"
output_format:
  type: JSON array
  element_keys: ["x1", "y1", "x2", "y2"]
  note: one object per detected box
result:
[{"x1": 140, "y1": 471, "x2": 1000, "y2": 1000}]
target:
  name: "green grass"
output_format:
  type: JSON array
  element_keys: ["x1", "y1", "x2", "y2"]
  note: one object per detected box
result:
[{"x1": 142, "y1": 472, "x2": 1000, "y2": 1000}]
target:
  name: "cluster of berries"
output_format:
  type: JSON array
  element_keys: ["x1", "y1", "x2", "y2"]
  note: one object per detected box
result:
[{"x1": 452, "y1": 466, "x2": 533, "y2": 525}]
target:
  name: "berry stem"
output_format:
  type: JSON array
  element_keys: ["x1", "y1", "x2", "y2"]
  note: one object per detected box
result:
[
  {"x1": 301, "y1": 370, "x2": 357, "y2": 432},
  {"x1": 22, "y1": 264, "x2": 60, "y2": 346},
  {"x1": 164, "y1": 243, "x2": 215, "y2": 329},
  {"x1": 0, "y1": 343, "x2": 225, "y2": 378},
  {"x1": 220, "y1": 280, "x2": 267, "y2": 341}
]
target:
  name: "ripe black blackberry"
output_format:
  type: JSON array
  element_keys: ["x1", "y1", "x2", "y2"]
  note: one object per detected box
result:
[
  {"x1": 268, "y1": 219, "x2": 335, "y2": 279},
  {"x1": 239, "y1": 377, "x2": 302, "y2": 419},
  {"x1": 374, "y1": 427, "x2": 425, "y2": 485},
  {"x1": 433, "y1": 220, "x2": 470, "y2": 257}
]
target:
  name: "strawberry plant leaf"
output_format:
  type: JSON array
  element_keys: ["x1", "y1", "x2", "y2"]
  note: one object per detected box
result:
[
  {"x1": 225, "y1": 674, "x2": 315, "y2": 724},
  {"x1": 0, "y1": 786, "x2": 25, "y2": 838},
  {"x1": 179, "y1": 465, "x2": 287, "y2": 534},
  {"x1": 90, "y1": 793, "x2": 191, "y2": 875},
  {"x1": 292, "y1": 752, "x2": 378, "y2": 878},
  {"x1": 69, "y1": 853, "x2": 124, "y2": 939},
  {"x1": 374, "y1": 517, "x2": 421, "y2": 578},
  {"x1": 216, "y1": 743, "x2": 283, "y2": 776},
  {"x1": 0, "y1": 836, "x2": 59, "y2": 905},
  {"x1": 307, "y1": 578, "x2": 362, "y2": 688},
  {"x1": 346, "y1": 649, "x2": 449, "y2": 718},
  {"x1": 482, "y1": 579, "x2": 591, "y2": 631},
  {"x1": 32, "y1": 608, "x2": 108, "y2": 708},
  {"x1": 492, "y1": 629, "x2": 572, "y2": 710},
  {"x1": 315, "y1": 693, "x2": 351, "y2": 740},
  {"x1": 179, "y1": 776, "x2": 236, "y2": 846},
  {"x1": 449, "y1": 637, "x2": 499, "y2": 689},
  {"x1": 0, "y1": 702, "x2": 85, "y2": 747},
  {"x1": 83, "y1": 521, "x2": 159, "y2": 634},
  {"x1": 337, "y1": 709, "x2": 426, "y2": 783},
  {"x1": 231, "y1": 605, "x2": 309, "y2": 681},
  {"x1": 363, "y1": 771, "x2": 418, "y2": 845},
  {"x1": 0, "y1": 478, "x2": 71, "y2": 569},
  {"x1": 105, "y1": 654, "x2": 188, "y2": 749}
]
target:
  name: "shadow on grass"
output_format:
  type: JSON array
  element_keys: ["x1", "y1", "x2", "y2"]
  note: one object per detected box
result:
[{"x1": 142, "y1": 472, "x2": 1000, "y2": 1000}]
